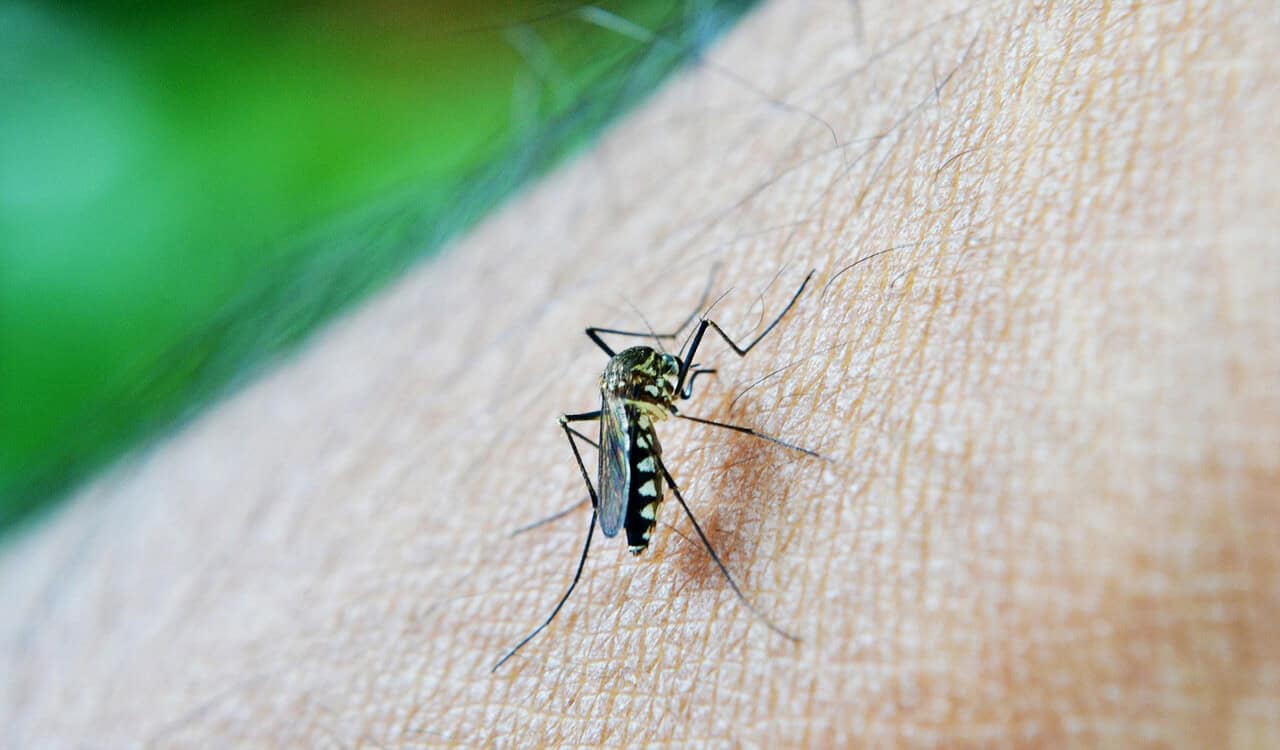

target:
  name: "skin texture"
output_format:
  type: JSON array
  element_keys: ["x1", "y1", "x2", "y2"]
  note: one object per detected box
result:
[{"x1": 2, "y1": 0, "x2": 1277, "y2": 746}]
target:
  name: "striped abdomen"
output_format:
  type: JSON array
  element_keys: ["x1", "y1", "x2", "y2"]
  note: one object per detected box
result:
[{"x1": 624, "y1": 408, "x2": 664, "y2": 554}]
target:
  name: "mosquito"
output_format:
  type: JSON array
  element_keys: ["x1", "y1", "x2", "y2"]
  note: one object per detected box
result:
[{"x1": 492, "y1": 269, "x2": 821, "y2": 672}]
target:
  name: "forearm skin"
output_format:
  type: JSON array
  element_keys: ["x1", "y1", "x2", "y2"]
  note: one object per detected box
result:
[{"x1": 2, "y1": 1, "x2": 1276, "y2": 747}]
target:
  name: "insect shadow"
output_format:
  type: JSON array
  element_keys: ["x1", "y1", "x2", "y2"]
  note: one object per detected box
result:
[{"x1": 493, "y1": 269, "x2": 822, "y2": 672}]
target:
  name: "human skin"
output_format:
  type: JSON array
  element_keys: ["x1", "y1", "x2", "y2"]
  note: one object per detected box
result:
[{"x1": 2, "y1": 0, "x2": 1277, "y2": 747}]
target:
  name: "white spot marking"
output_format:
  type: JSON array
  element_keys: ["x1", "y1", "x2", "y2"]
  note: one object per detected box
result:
[
  {"x1": 638, "y1": 479, "x2": 657, "y2": 497},
  {"x1": 640, "y1": 502, "x2": 656, "y2": 520},
  {"x1": 636, "y1": 435, "x2": 649, "y2": 449},
  {"x1": 637, "y1": 456, "x2": 655, "y2": 472}
]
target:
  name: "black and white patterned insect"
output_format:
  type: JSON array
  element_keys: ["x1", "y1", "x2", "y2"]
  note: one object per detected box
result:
[{"x1": 493, "y1": 270, "x2": 820, "y2": 672}]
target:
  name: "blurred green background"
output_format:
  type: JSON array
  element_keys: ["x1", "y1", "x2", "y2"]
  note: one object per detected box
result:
[{"x1": 0, "y1": 0, "x2": 756, "y2": 531}]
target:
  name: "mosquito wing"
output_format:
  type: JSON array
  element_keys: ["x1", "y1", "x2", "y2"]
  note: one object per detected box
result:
[{"x1": 596, "y1": 395, "x2": 630, "y2": 537}]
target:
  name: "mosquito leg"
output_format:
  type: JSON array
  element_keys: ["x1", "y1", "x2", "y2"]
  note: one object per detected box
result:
[
  {"x1": 492, "y1": 411, "x2": 603, "y2": 672},
  {"x1": 655, "y1": 457, "x2": 800, "y2": 643},
  {"x1": 563, "y1": 426, "x2": 599, "y2": 450},
  {"x1": 679, "y1": 368, "x2": 717, "y2": 399},
  {"x1": 676, "y1": 270, "x2": 815, "y2": 396},
  {"x1": 492, "y1": 508, "x2": 597, "y2": 672},
  {"x1": 558, "y1": 411, "x2": 602, "y2": 509},
  {"x1": 509, "y1": 422, "x2": 600, "y2": 536},
  {"x1": 675, "y1": 413, "x2": 825, "y2": 460}
]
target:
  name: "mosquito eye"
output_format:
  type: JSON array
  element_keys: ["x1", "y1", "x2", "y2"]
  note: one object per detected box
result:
[{"x1": 660, "y1": 354, "x2": 679, "y2": 375}]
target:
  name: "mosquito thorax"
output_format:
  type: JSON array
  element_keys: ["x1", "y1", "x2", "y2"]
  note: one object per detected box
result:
[{"x1": 600, "y1": 346, "x2": 679, "y2": 412}]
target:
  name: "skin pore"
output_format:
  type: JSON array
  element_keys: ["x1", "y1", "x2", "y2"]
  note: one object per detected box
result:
[{"x1": 2, "y1": 0, "x2": 1277, "y2": 746}]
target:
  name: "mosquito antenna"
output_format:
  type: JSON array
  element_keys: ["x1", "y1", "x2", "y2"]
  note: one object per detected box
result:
[
  {"x1": 669, "y1": 261, "x2": 722, "y2": 343},
  {"x1": 622, "y1": 297, "x2": 667, "y2": 353},
  {"x1": 679, "y1": 286, "x2": 734, "y2": 363},
  {"x1": 702, "y1": 286, "x2": 735, "y2": 318},
  {"x1": 655, "y1": 456, "x2": 799, "y2": 643},
  {"x1": 584, "y1": 263, "x2": 724, "y2": 357}
]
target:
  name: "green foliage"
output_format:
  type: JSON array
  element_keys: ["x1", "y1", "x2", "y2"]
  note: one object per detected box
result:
[{"x1": 0, "y1": 1, "x2": 756, "y2": 530}]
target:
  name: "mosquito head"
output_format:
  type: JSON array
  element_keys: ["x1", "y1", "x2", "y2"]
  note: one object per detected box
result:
[{"x1": 602, "y1": 346, "x2": 679, "y2": 409}]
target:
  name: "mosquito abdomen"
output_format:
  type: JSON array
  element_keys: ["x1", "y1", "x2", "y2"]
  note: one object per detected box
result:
[{"x1": 624, "y1": 411, "x2": 664, "y2": 554}]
